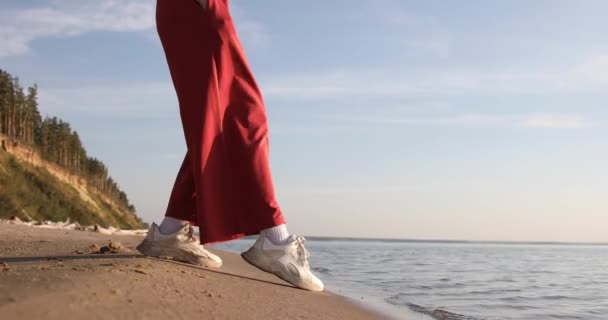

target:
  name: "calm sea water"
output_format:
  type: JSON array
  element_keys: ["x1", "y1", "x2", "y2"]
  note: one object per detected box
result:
[{"x1": 212, "y1": 239, "x2": 608, "y2": 320}]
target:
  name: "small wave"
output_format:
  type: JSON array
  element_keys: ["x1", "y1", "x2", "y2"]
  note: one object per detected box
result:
[
  {"x1": 361, "y1": 270, "x2": 387, "y2": 275},
  {"x1": 499, "y1": 294, "x2": 574, "y2": 302},
  {"x1": 410, "y1": 285, "x2": 434, "y2": 290},
  {"x1": 434, "y1": 283, "x2": 465, "y2": 289},
  {"x1": 408, "y1": 283, "x2": 465, "y2": 291},
  {"x1": 385, "y1": 295, "x2": 481, "y2": 320},
  {"x1": 499, "y1": 296, "x2": 526, "y2": 302},
  {"x1": 406, "y1": 303, "x2": 481, "y2": 320},
  {"x1": 312, "y1": 267, "x2": 331, "y2": 275},
  {"x1": 545, "y1": 315, "x2": 585, "y2": 320},
  {"x1": 385, "y1": 293, "x2": 419, "y2": 304},
  {"x1": 479, "y1": 303, "x2": 541, "y2": 311},
  {"x1": 385, "y1": 292, "x2": 431, "y2": 297},
  {"x1": 469, "y1": 288, "x2": 522, "y2": 295},
  {"x1": 541, "y1": 295, "x2": 570, "y2": 300},
  {"x1": 529, "y1": 270, "x2": 555, "y2": 274}
]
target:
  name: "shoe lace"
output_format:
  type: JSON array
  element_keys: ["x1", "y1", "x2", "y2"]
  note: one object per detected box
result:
[
  {"x1": 294, "y1": 236, "x2": 311, "y2": 268},
  {"x1": 185, "y1": 224, "x2": 197, "y2": 243},
  {"x1": 182, "y1": 224, "x2": 213, "y2": 258}
]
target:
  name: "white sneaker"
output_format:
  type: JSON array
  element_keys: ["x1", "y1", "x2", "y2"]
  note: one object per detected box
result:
[
  {"x1": 136, "y1": 223, "x2": 222, "y2": 268},
  {"x1": 241, "y1": 234, "x2": 324, "y2": 291}
]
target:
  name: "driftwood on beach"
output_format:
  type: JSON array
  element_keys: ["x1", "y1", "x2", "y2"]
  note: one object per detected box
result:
[{"x1": 0, "y1": 216, "x2": 148, "y2": 236}]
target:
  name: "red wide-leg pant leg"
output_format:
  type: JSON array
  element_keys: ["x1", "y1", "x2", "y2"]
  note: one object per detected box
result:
[
  {"x1": 158, "y1": 0, "x2": 285, "y2": 244},
  {"x1": 164, "y1": 151, "x2": 197, "y2": 223}
]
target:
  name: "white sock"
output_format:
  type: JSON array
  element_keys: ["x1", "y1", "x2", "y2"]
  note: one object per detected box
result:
[
  {"x1": 159, "y1": 216, "x2": 187, "y2": 235},
  {"x1": 261, "y1": 224, "x2": 290, "y2": 245}
]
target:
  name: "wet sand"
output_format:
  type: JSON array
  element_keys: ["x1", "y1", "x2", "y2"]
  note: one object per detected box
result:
[{"x1": 0, "y1": 223, "x2": 386, "y2": 320}]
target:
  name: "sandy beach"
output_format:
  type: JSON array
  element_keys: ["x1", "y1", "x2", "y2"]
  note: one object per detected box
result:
[{"x1": 0, "y1": 223, "x2": 386, "y2": 320}]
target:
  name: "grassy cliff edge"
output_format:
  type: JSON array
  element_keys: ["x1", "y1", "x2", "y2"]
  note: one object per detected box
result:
[{"x1": 0, "y1": 142, "x2": 145, "y2": 229}]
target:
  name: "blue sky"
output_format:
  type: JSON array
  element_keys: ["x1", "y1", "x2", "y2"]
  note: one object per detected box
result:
[{"x1": 1, "y1": 0, "x2": 607, "y2": 242}]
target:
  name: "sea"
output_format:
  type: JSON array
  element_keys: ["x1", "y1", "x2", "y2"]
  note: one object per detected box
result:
[{"x1": 212, "y1": 238, "x2": 608, "y2": 320}]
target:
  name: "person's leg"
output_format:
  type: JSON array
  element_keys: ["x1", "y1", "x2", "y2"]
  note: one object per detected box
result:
[
  {"x1": 136, "y1": 0, "x2": 223, "y2": 267},
  {"x1": 147, "y1": 0, "x2": 323, "y2": 290},
  {"x1": 137, "y1": 150, "x2": 222, "y2": 267},
  {"x1": 209, "y1": 2, "x2": 323, "y2": 291},
  {"x1": 197, "y1": 0, "x2": 287, "y2": 243},
  {"x1": 152, "y1": 0, "x2": 286, "y2": 244},
  {"x1": 160, "y1": 152, "x2": 196, "y2": 234}
]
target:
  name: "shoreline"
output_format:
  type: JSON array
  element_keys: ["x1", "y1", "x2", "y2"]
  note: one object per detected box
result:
[{"x1": 0, "y1": 223, "x2": 389, "y2": 320}]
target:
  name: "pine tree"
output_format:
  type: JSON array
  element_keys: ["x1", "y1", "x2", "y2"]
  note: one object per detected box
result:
[
  {"x1": 0, "y1": 70, "x2": 137, "y2": 213},
  {"x1": 25, "y1": 85, "x2": 41, "y2": 145}
]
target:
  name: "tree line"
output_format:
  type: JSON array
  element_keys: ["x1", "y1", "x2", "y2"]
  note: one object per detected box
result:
[{"x1": 0, "y1": 69, "x2": 135, "y2": 212}]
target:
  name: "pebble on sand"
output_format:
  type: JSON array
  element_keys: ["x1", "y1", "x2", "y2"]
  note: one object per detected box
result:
[{"x1": 83, "y1": 240, "x2": 126, "y2": 254}]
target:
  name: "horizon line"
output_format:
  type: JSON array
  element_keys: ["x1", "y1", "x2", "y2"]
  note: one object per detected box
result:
[{"x1": 300, "y1": 236, "x2": 608, "y2": 246}]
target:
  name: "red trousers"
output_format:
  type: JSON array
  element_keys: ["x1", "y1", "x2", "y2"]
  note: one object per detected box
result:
[{"x1": 157, "y1": 0, "x2": 285, "y2": 244}]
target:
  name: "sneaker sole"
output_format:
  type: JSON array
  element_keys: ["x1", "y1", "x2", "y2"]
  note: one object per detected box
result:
[
  {"x1": 137, "y1": 240, "x2": 222, "y2": 268},
  {"x1": 241, "y1": 248, "x2": 323, "y2": 292}
]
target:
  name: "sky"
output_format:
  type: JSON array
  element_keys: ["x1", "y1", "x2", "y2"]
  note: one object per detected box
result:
[{"x1": 1, "y1": 0, "x2": 607, "y2": 242}]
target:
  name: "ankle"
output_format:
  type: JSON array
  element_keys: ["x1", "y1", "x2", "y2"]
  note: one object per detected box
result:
[
  {"x1": 159, "y1": 216, "x2": 187, "y2": 235},
  {"x1": 261, "y1": 224, "x2": 290, "y2": 245}
]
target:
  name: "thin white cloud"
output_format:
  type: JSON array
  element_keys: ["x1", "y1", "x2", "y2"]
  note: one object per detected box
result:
[
  {"x1": 0, "y1": 0, "x2": 269, "y2": 56},
  {"x1": 261, "y1": 55, "x2": 608, "y2": 100},
  {"x1": 37, "y1": 81, "x2": 176, "y2": 117},
  {"x1": 37, "y1": 79, "x2": 597, "y2": 130},
  {"x1": 0, "y1": 0, "x2": 155, "y2": 57},
  {"x1": 235, "y1": 19, "x2": 271, "y2": 48},
  {"x1": 283, "y1": 185, "x2": 410, "y2": 195},
  {"x1": 230, "y1": 3, "x2": 271, "y2": 49},
  {"x1": 335, "y1": 113, "x2": 594, "y2": 130},
  {"x1": 402, "y1": 38, "x2": 451, "y2": 58},
  {"x1": 359, "y1": 0, "x2": 452, "y2": 58},
  {"x1": 519, "y1": 113, "x2": 592, "y2": 129}
]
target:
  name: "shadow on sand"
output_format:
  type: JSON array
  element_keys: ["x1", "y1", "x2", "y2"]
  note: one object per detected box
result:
[{"x1": 0, "y1": 254, "x2": 294, "y2": 289}]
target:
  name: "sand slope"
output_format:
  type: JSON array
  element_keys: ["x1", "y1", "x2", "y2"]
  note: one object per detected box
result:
[{"x1": 0, "y1": 224, "x2": 386, "y2": 320}]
